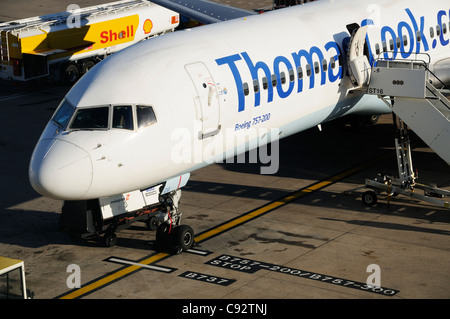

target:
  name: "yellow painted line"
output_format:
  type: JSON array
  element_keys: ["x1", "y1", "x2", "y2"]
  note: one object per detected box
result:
[
  {"x1": 59, "y1": 253, "x2": 169, "y2": 299},
  {"x1": 58, "y1": 154, "x2": 388, "y2": 299},
  {"x1": 194, "y1": 160, "x2": 374, "y2": 244}
]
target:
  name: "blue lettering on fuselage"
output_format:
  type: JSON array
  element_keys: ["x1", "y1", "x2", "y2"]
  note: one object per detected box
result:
[
  {"x1": 215, "y1": 41, "x2": 341, "y2": 113},
  {"x1": 437, "y1": 10, "x2": 449, "y2": 47},
  {"x1": 215, "y1": 8, "x2": 449, "y2": 112}
]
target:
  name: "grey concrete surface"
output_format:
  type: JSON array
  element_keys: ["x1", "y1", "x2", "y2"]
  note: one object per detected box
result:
[{"x1": 0, "y1": 0, "x2": 449, "y2": 303}]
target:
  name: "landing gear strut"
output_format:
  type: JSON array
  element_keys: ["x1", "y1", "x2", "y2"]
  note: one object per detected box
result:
[{"x1": 154, "y1": 189, "x2": 195, "y2": 254}]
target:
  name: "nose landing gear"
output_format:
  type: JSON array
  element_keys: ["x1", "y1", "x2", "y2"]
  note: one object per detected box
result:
[{"x1": 154, "y1": 189, "x2": 195, "y2": 254}]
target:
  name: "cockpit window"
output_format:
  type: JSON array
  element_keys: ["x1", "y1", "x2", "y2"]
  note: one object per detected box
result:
[
  {"x1": 112, "y1": 105, "x2": 134, "y2": 130},
  {"x1": 70, "y1": 107, "x2": 109, "y2": 130},
  {"x1": 52, "y1": 100, "x2": 75, "y2": 129},
  {"x1": 137, "y1": 105, "x2": 157, "y2": 130}
]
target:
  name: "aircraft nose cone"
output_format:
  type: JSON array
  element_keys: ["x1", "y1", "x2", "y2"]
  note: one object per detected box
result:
[{"x1": 29, "y1": 139, "x2": 93, "y2": 200}]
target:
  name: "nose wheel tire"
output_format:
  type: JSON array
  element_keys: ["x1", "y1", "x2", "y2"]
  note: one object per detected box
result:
[
  {"x1": 155, "y1": 224, "x2": 194, "y2": 253},
  {"x1": 173, "y1": 225, "x2": 194, "y2": 252}
]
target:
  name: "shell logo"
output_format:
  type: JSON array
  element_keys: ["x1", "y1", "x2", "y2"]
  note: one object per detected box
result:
[{"x1": 143, "y1": 19, "x2": 153, "y2": 34}]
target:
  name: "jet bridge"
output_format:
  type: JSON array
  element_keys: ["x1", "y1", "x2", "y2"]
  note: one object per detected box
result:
[{"x1": 360, "y1": 55, "x2": 450, "y2": 209}]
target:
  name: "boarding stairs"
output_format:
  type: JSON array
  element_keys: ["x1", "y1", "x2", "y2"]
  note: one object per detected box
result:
[
  {"x1": 368, "y1": 57, "x2": 450, "y2": 165},
  {"x1": 360, "y1": 56, "x2": 450, "y2": 209}
]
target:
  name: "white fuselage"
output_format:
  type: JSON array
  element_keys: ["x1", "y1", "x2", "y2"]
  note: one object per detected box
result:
[{"x1": 29, "y1": 0, "x2": 450, "y2": 200}]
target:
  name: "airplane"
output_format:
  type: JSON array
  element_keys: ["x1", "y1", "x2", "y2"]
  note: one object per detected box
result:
[{"x1": 29, "y1": 0, "x2": 450, "y2": 251}]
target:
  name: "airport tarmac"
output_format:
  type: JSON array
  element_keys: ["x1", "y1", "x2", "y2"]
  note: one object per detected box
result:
[{"x1": 1, "y1": 0, "x2": 449, "y2": 304}]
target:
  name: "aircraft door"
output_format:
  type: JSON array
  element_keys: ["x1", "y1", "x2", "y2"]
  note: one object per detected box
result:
[
  {"x1": 346, "y1": 24, "x2": 371, "y2": 88},
  {"x1": 185, "y1": 62, "x2": 221, "y2": 139}
]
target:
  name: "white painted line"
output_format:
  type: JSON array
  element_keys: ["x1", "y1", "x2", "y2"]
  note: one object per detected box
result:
[
  {"x1": 108, "y1": 257, "x2": 174, "y2": 273},
  {"x1": 186, "y1": 248, "x2": 211, "y2": 256}
]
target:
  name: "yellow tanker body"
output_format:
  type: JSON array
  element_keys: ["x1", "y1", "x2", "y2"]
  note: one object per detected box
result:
[{"x1": 0, "y1": 0, "x2": 179, "y2": 83}]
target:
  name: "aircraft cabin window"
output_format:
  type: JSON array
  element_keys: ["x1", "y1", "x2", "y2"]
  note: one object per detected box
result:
[
  {"x1": 436, "y1": 25, "x2": 441, "y2": 37},
  {"x1": 375, "y1": 43, "x2": 380, "y2": 55},
  {"x1": 382, "y1": 41, "x2": 387, "y2": 52},
  {"x1": 330, "y1": 57, "x2": 336, "y2": 69},
  {"x1": 112, "y1": 105, "x2": 134, "y2": 130},
  {"x1": 253, "y1": 79, "x2": 259, "y2": 93},
  {"x1": 430, "y1": 27, "x2": 434, "y2": 38},
  {"x1": 243, "y1": 82, "x2": 250, "y2": 96},
  {"x1": 52, "y1": 100, "x2": 75, "y2": 129},
  {"x1": 262, "y1": 77, "x2": 268, "y2": 90},
  {"x1": 396, "y1": 37, "x2": 401, "y2": 49},
  {"x1": 389, "y1": 39, "x2": 394, "y2": 51},
  {"x1": 70, "y1": 107, "x2": 109, "y2": 130},
  {"x1": 443, "y1": 23, "x2": 447, "y2": 34},
  {"x1": 321, "y1": 59, "x2": 327, "y2": 72},
  {"x1": 297, "y1": 66, "x2": 303, "y2": 79},
  {"x1": 403, "y1": 35, "x2": 408, "y2": 47},
  {"x1": 306, "y1": 64, "x2": 311, "y2": 77},
  {"x1": 314, "y1": 62, "x2": 320, "y2": 74},
  {"x1": 137, "y1": 105, "x2": 157, "y2": 130},
  {"x1": 289, "y1": 69, "x2": 295, "y2": 82},
  {"x1": 416, "y1": 31, "x2": 422, "y2": 42},
  {"x1": 271, "y1": 74, "x2": 277, "y2": 87},
  {"x1": 280, "y1": 72, "x2": 286, "y2": 84}
]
